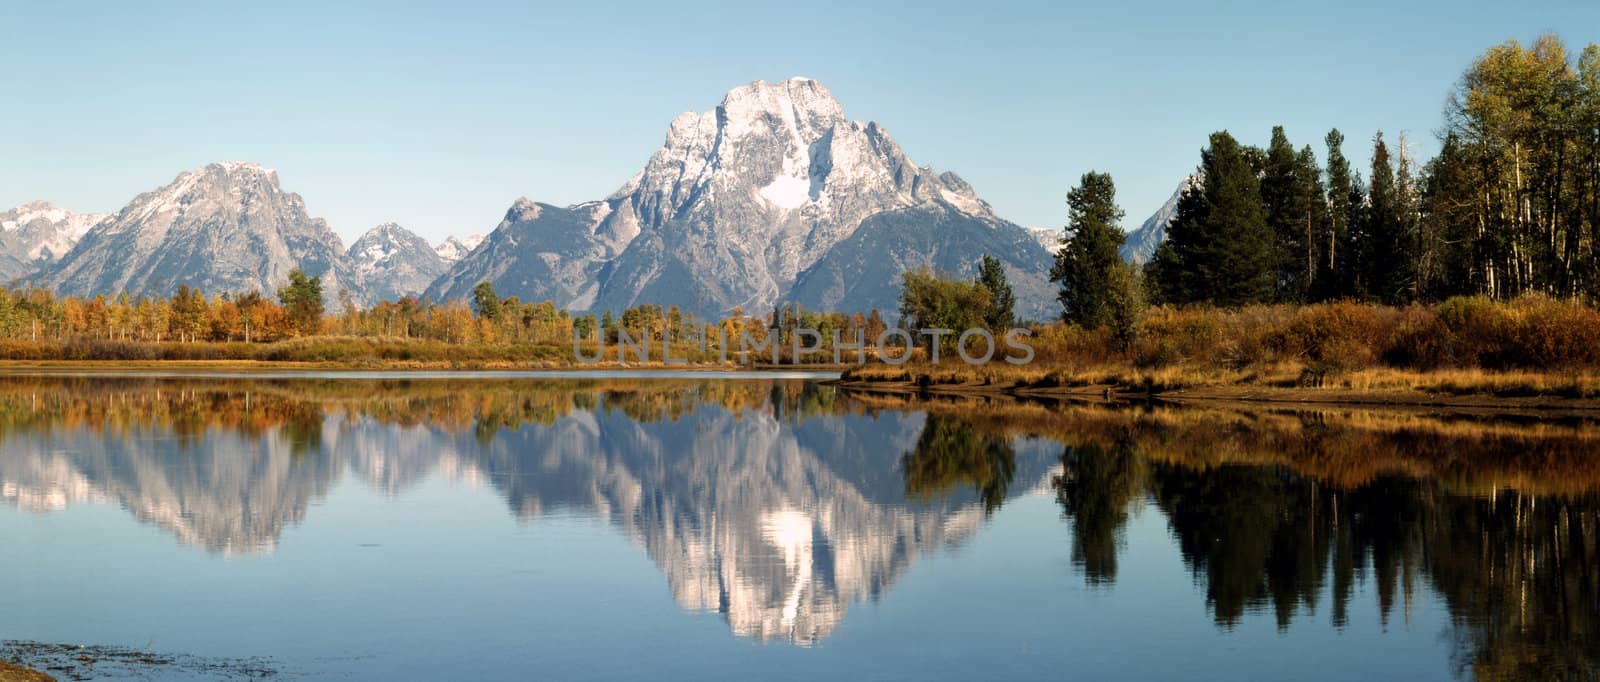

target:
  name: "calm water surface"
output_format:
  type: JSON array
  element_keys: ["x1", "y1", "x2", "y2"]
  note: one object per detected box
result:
[{"x1": 1, "y1": 375, "x2": 1597, "y2": 680}]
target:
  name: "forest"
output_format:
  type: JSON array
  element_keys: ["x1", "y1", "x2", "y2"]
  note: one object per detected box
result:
[{"x1": 1130, "y1": 34, "x2": 1600, "y2": 305}]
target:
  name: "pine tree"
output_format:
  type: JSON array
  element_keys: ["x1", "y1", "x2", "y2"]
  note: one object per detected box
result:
[
  {"x1": 1319, "y1": 129, "x2": 1357, "y2": 300},
  {"x1": 471, "y1": 281, "x2": 501, "y2": 321},
  {"x1": 1261, "y1": 126, "x2": 1306, "y2": 301},
  {"x1": 1293, "y1": 144, "x2": 1329, "y2": 301},
  {"x1": 1053, "y1": 171, "x2": 1126, "y2": 327},
  {"x1": 1363, "y1": 132, "x2": 1416, "y2": 304},
  {"x1": 976, "y1": 254, "x2": 1016, "y2": 329},
  {"x1": 1417, "y1": 134, "x2": 1476, "y2": 300},
  {"x1": 1394, "y1": 132, "x2": 1422, "y2": 302},
  {"x1": 1148, "y1": 132, "x2": 1275, "y2": 305}
]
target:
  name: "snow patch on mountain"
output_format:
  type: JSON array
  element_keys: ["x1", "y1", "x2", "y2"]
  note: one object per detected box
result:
[
  {"x1": 0, "y1": 201, "x2": 112, "y2": 279},
  {"x1": 434, "y1": 233, "x2": 485, "y2": 261},
  {"x1": 34, "y1": 162, "x2": 362, "y2": 303},
  {"x1": 759, "y1": 175, "x2": 811, "y2": 209},
  {"x1": 426, "y1": 77, "x2": 1056, "y2": 318},
  {"x1": 348, "y1": 222, "x2": 449, "y2": 301},
  {"x1": 1025, "y1": 226, "x2": 1064, "y2": 255}
]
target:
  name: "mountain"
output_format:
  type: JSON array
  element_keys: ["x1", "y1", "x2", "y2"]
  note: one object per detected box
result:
[
  {"x1": 347, "y1": 223, "x2": 449, "y2": 302},
  {"x1": 0, "y1": 201, "x2": 109, "y2": 281},
  {"x1": 1120, "y1": 177, "x2": 1194, "y2": 265},
  {"x1": 426, "y1": 77, "x2": 1055, "y2": 319},
  {"x1": 433, "y1": 234, "x2": 483, "y2": 262},
  {"x1": 35, "y1": 162, "x2": 363, "y2": 303},
  {"x1": 1025, "y1": 225, "x2": 1064, "y2": 255}
]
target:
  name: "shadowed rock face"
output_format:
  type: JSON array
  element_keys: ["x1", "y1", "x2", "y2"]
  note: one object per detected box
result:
[
  {"x1": 32, "y1": 162, "x2": 364, "y2": 303},
  {"x1": 426, "y1": 78, "x2": 1056, "y2": 319},
  {"x1": 1120, "y1": 176, "x2": 1196, "y2": 265}
]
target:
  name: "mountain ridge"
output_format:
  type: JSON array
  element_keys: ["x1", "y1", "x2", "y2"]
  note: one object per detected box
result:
[
  {"x1": 426, "y1": 77, "x2": 1056, "y2": 318},
  {"x1": 32, "y1": 162, "x2": 366, "y2": 303}
]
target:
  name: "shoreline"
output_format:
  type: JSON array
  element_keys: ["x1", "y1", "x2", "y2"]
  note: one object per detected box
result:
[
  {"x1": 0, "y1": 359, "x2": 855, "y2": 373},
  {"x1": 0, "y1": 359, "x2": 1595, "y2": 414},
  {"x1": 829, "y1": 373, "x2": 1600, "y2": 414},
  {"x1": 0, "y1": 659, "x2": 52, "y2": 682}
]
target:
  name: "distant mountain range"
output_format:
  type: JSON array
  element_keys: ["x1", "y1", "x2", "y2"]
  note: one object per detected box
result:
[
  {"x1": 11, "y1": 77, "x2": 1182, "y2": 317},
  {"x1": 0, "y1": 201, "x2": 108, "y2": 281},
  {"x1": 14, "y1": 164, "x2": 481, "y2": 306}
]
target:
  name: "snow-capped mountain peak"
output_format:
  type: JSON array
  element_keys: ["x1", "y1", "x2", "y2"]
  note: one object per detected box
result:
[
  {"x1": 0, "y1": 201, "x2": 111, "y2": 277},
  {"x1": 347, "y1": 222, "x2": 448, "y2": 302},
  {"x1": 34, "y1": 161, "x2": 362, "y2": 303},
  {"x1": 434, "y1": 234, "x2": 484, "y2": 262},
  {"x1": 426, "y1": 76, "x2": 1055, "y2": 318}
]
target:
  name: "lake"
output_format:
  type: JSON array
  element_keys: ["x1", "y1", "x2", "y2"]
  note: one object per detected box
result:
[{"x1": 1, "y1": 374, "x2": 1597, "y2": 680}]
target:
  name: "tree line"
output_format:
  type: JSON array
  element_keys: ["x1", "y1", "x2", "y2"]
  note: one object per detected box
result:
[{"x1": 1057, "y1": 34, "x2": 1600, "y2": 325}]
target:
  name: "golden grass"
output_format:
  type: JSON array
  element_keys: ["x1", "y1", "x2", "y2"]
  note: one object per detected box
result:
[{"x1": 840, "y1": 357, "x2": 1600, "y2": 401}]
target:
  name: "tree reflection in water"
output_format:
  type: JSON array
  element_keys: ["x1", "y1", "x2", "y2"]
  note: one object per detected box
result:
[
  {"x1": 1037, "y1": 410, "x2": 1600, "y2": 681},
  {"x1": 901, "y1": 415, "x2": 1016, "y2": 514},
  {"x1": 0, "y1": 376, "x2": 1597, "y2": 676}
]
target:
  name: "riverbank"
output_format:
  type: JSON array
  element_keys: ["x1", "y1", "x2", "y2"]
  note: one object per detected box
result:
[
  {"x1": 834, "y1": 363, "x2": 1600, "y2": 412},
  {"x1": 0, "y1": 336, "x2": 863, "y2": 371},
  {"x1": 0, "y1": 659, "x2": 52, "y2": 682},
  {"x1": 0, "y1": 357, "x2": 1596, "y2": 412},
  {"x1": 0, "y1": 358, "x2": 833, "y2": 372}
]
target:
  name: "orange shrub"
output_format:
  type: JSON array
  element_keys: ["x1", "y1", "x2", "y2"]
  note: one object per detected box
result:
[
  {"x1": 1431, "y1": 296, "x2": 1516, "y2": 367},
  {"x1": 1136, "y1": 305, "x2": 1227, "y2": 366},
  {"x1": 1028, "y1": 323, "x2": 1118, "y2": 367},
  {"x1": 1509, "y1": 295, "x2": 1600, "y2": 369},
  {"x1": 1274, "y1": 301, "x2": 1395, "y2": 371},
  {"x1": 1219, "y1": 305, "x2": 1295, "y2": 367}
]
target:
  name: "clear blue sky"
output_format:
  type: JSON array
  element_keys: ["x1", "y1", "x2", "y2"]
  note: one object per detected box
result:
[{"x1": 4, "y1": 1, "x2": 1596, "y2": 244}]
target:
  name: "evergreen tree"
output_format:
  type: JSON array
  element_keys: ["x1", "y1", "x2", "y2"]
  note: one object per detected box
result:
[
  {"x1": 1261, "y1": 126, "x2": 1306, "y2": 301},
  {"x1": 1362, "y1": 132, "x2": 1416, "y2": 303},
  {"x1": 975, "y1": 254, "x2": 1016, "y2": 329},
  {"x1": 1293, "y1": 144, "x2": 1330, "y2": 300},
  {"x1": 1419, "y1": 133, "x2": 1485, "y2": 300},
  {"x1": 1147, "y1": 132, "x2": 1275, "y2": 305},
  {"x1": 1394, "y1": 133, "x2": 1422, "y2": 301},
  {"x1": 1319, "y1": 129, "x2": 1357, "y2": 300},
  {"x1": 1053, "y1": 171, "x2": 1126, "y2": 327},
  {"x1": 471, "y1": 281, "x2": 502, "y2": 321}
]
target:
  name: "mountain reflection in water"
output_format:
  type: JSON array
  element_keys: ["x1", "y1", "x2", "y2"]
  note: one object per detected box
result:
[{"x1": 1, "y1": 376, "x2": 1598, "y2": 678}]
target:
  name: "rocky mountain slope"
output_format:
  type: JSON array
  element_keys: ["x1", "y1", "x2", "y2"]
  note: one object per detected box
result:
[
  {"x1": 1026, "y1": 225, "x2": 1064, "y2": 255},
  {"x1": 34, "y1": 162, "x2": 364, "y2": 303},
  {"x1": 427, "y1": 78, "x2": 1056, "y2": 319},
  {"x1": 347, "y1": 222, "x2": 449, "y2": 302},
  {"x1": 1120, "y1": 177, "x2": 1195, "y2": 265},
  {"x1": 0, "y1": 201, "x2": 109, "y2": 281}
]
